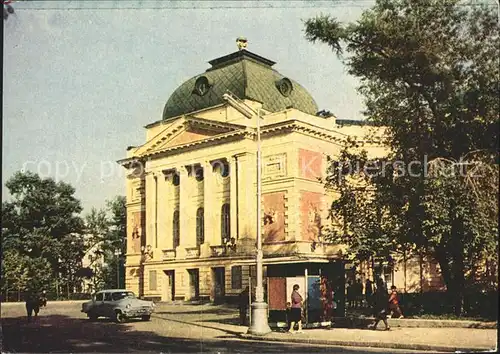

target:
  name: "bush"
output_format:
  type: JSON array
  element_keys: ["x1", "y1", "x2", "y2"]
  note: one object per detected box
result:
[{"x1": 399, "y1": 291, "x2": 498, "y2": 320}]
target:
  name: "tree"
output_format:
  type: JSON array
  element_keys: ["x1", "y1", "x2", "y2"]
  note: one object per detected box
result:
[
  {"x1": 83, "y1": 196, "x2": 126, "y2": 291},
  {"x1": 106, "y1": 196, "x2": 127, "y2": 288},
  {"x1": 1, "y1": 250, "x2": 29, "y2": 301},
  {"x1": 324, "y1": 137, "x2": 395, "y2": 263},
  {"x1": 1, "y1": 171, "x2": 85, "y2": 296},
  {"x1": 305, "y1": 0, "x2": 499, "y2": 315},
  {"x1": 83, "y1": 207, "x2": 110, "y2": 291}
]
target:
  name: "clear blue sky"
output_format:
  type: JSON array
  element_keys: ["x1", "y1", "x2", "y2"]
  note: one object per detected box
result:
[{"x1": 2, "y1": 0, "x2": 371, "y2": 213}]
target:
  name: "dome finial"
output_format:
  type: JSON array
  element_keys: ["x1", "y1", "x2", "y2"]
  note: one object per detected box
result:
[{"x1": 236, "y1": 36, "x2": 248, "y2": 51}]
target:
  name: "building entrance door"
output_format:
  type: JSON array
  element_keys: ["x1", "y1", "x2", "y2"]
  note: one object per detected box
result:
[
  {"x1": 212, "y1": 267, "x2": 225, "y2": 303},
  {"x1": 162, "y1": 270, "x2": 175, "y2": 302},
  {"x1": 187, "y1": 269, "x2": 199, "y2": 300}
]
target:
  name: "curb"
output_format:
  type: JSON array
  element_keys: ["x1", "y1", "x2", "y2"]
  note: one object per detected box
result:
[
  {"x1": 242, "y1": 334, "x2": 493, "y2": 353},
  {"x1": 329, "y1": 317, "x2": 497, "y2": 330},
  {"x1": 269, "y1": 318, "x2": 497, "y2": 330}
]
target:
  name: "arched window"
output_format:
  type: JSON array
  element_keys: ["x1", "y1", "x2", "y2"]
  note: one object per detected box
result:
[
  {"x1": 221, "y1": 203, "x2": 230, "y2": 244},
  {"x1": 173, "y1": 210, "x2": 180, "y2": 248},
  {"x1": 196, "y1": 207, "x2": 204, "y2": 246}
]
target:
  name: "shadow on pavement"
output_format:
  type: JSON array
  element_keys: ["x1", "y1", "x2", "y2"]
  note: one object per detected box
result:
[
  {"x1": 1, "y1": 313, "x2": 393, "y2": 353},
  {"x1": 198, "y1": 316, "x2": 242, "y2": 326},
  {"x1": 153, "y1": 315, "x2": 244, "y2": 337},
  {"x1": 155, "y1": 307, "x2": 237, "y2": 316}
]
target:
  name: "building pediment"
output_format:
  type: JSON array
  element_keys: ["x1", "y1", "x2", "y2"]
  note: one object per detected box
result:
[{"x1": 134, "y1": 116, "x2": 247, "y2": 157}]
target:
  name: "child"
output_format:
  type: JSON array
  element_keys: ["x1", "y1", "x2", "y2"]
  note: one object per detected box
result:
[
  {"x1": 285, "y1": 302, "x2": 292, "y2": 331},
  {"x1": 388, "y1": 285, "x2": 404, "y2": 319}
]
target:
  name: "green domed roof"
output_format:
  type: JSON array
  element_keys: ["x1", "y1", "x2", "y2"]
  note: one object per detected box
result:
[{"x1": 163, "y1": 50, "x2": 318, "y2": 119}]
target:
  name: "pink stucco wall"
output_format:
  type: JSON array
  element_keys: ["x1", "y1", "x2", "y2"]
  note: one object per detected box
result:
[
  {"x1": 263, "y1": 192, "x2": 286, "y2": 242},
  {"x1": 299, "y1": 191, "x2": 323, "y2": 241},
  {"x1": 298, "y1": 148, "x2": 323, "y2": 180}
]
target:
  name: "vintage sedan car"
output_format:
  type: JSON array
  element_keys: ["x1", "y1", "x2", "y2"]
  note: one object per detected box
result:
[{"x1": 81, "y1": 289, "x2": 155, "y2": 323}]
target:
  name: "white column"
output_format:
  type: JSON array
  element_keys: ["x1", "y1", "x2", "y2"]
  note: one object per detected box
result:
[
  {"x1": 145, "y1": 173, "x2": 156, "y2": 248},
  {"x1": 156, "y1": 172, "x2": 167, "y2": 250},
  {"x1": 153, "y1": 173, "x2": 159, "y2": 249},
  {"x1": 178, "y1": 166, "x2": 188, "y2": 248},
  {"x1": 203, "y1": 161, "x2": 214, "y2": 243},
  {"x1": 229, "y1": 156, "x2": 238, "y2": 240}
]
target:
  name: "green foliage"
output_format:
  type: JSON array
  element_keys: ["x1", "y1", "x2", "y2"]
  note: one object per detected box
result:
[
  {"x1": 1, "y1": 171, "x2": 127, "y2": 299},
  {"x1": 305, "y1": 0, "x2": 499, "y2": 314},
  {"x1": 1, "y1": 171, "x2": 85, "y2": 296},
  {"x1": 83, "y1": 196, "x2": 127, "y2": 292},
  {"x1": 324, "y1": 137, "x2": 395, "y2": 262}
]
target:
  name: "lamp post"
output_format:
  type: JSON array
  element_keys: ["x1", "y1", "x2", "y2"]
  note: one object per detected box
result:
[
  {"x1": 222, "y1": 91, "x2": 271, "y2": 336},
  {"x1": 114, "y1": 249, "x2": 122, "y2": 288}
]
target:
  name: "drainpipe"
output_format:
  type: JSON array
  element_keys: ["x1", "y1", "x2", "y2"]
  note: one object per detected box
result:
[
  {"x1": 234, "y1": 154, "x2": 240, "y2": 238},
  {"x1": 154, "y1": 175, "x2": 158, "y2": 248},
  {"x1": 304, "y1": 267, "x2": 308, "y2": 324}
]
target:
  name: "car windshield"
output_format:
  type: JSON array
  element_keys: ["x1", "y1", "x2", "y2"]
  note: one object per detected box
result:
[{"x1": 111, "y1": 291, "x2": 135, "y2": 301}]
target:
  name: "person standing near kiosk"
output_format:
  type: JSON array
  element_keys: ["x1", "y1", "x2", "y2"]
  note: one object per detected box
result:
[{"x1": 288, "y1": 284, "x2": 304, "y2": 333}]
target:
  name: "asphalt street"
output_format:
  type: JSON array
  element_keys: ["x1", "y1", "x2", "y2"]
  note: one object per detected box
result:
[{"x1": 1, "y1": 301, "x2": 431, "y2": 353}]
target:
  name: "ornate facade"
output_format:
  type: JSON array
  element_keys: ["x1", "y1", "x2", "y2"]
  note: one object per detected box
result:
[{"x1": 118, "y1": 48, "x2": 442, "y2": 317}]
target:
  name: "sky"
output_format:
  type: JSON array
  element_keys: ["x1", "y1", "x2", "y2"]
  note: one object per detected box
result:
[{"x1": 2, "y1": 0, "x2": 373, "y2": 213}]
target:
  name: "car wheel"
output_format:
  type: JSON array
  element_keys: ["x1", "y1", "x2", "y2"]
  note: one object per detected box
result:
[
  {"x1": 141, "y1": 315, "x2": 151, "y2": 321},
  {"x1": 114, "y1": 311, "x2": 126, "y2": 323},
  {"x1": 88, "y1": 312, "x2": 98, "y2": 321}
]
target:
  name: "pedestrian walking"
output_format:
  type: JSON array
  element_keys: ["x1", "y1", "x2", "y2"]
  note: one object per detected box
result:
[
  {"x1": 288, "y1": 284, "x2": 303, "y2": 333},
  {"x1": 365, "y1": 278, "x2": 373, "y2": 308},
  {"x1": 40, "y1": 290, "x2": 48, "y2": 307},
  {"x1": 285, "y1": 302, "x2": 292, "y2": 331},
  {"x1": 370, "y1": 278, "x2": 390, "y2": 331},
  {"x1": 25, "y1": 291, "x2": 41, "y2": 323},
  {"x1": 388, "y1": 285, "x2": 404, "y2": 319}
]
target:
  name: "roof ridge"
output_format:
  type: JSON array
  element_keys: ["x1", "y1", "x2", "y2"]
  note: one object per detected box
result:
[{"x1": 242, "y1": 59, "x2": 248, "y2": 95}]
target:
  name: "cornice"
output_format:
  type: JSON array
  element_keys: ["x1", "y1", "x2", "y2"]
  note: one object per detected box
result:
[
  {"x1": 117, "y1": 119, "x2": 387, "y2": 166},
  {"x1": 142, "y1": 130, "x2": 249, "y2": 159}
]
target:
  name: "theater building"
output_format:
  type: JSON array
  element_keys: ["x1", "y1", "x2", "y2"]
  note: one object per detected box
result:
[{"x1": 118, "y1": 43, "x2": 441, "y2": 322}]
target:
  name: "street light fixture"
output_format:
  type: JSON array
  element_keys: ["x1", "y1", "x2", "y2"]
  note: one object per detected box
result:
[
  {"x1": 114, "y1": 249, "x2": 122, "y2": 289},
  {"x1": 222, "y1": 91, "x2": 271, "y2": 336}
]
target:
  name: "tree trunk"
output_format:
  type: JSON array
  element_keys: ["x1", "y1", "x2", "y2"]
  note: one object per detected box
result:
[
  {"x1": 419, "y1": 251, "x2": 424, "y2": 293},
  {"x1": 435, "y1": 238, "x2": 456, "y2": 314},
  {"x1": 403, "y1": 250, "x2": 407, "y2": 293},
  {"x1": 451, "y1": 220, "x2": 465, "y2": 316}
]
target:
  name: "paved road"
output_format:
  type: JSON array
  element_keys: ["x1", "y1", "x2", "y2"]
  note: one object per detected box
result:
[{"x1": 1, "y1": 301, "x2": 430, "y2": 353}]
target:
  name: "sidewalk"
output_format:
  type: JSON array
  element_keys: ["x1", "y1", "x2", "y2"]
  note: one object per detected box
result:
[
  {"x1": 243, "y1": 327, "x2": 498, "y2": 352},
  {"x1": 270, "y1": 317, "x2": 497, "y2": 329}
]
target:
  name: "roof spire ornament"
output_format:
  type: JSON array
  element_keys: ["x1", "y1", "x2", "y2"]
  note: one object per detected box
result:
[{"x1": 236, "y1": 36, "x2": 248, "y2": 51}]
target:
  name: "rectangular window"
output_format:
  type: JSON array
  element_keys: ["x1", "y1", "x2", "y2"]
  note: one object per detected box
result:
[
  {"x1": 149, "y1": 270, "x2": 157, "y2": 291},
  {"x1": 231, "y1": 266, "x2": 242, "y2": 289},
  {"x1": 173, "y1": 210, "x2": 180, "y2": 248}
]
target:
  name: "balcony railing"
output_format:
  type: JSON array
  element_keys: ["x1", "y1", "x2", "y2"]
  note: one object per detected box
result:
[
  {"x1": 210, "y1": 245, "x2": 226, "y2": 257},
  {"x1": 185, "y1": 246, "x2": 200, "y2": 259},
  {"x1": 162, "y1": 249, "x2": 176, "y2": 260}
]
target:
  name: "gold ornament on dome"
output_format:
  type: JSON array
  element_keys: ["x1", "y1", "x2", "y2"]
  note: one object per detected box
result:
[{"x1": 236, "y1": 36, "x2": 248, "y2": 50}]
